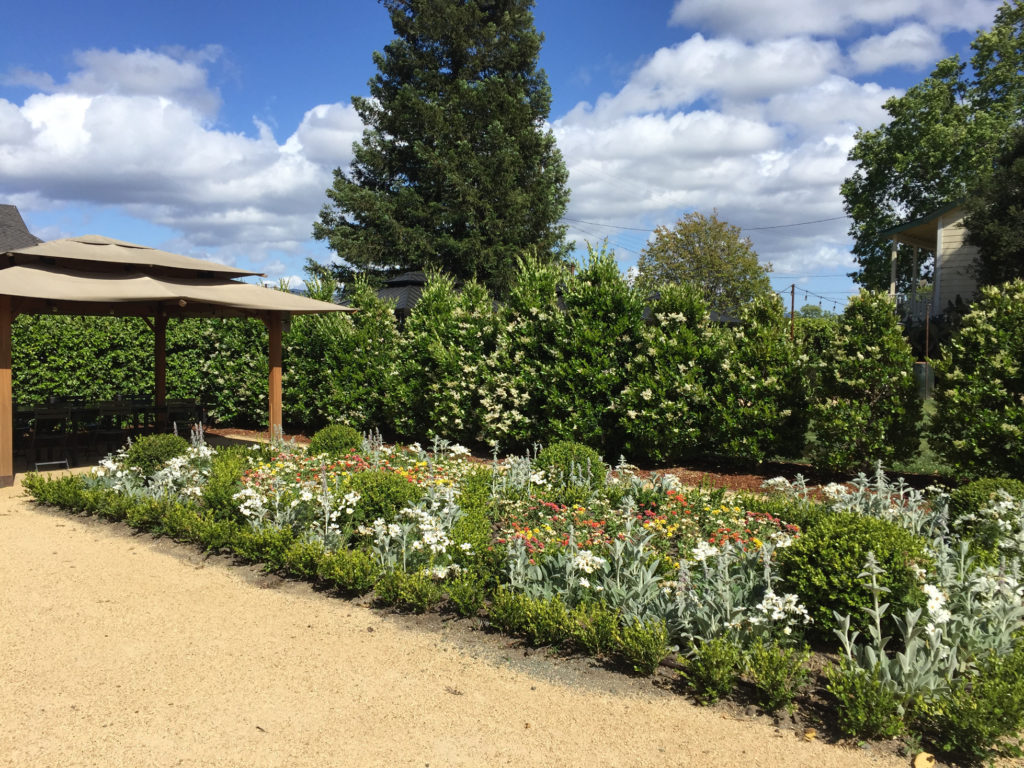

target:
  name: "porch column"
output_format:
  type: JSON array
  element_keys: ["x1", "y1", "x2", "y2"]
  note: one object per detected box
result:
[
  {"x1": 154, "y1": 313, "x2": 167, "y2": 431},
  {"x1": 889, "y1": 240, "x2": 898, "y2": 296},
  {"x1": 1, "y1": 296, "x2": 13, "y2": 487},
  {"x1": 266, "y1": 313, "x2": 283, "y2": 440},
  {"x1": 911, "y1": 247, "x2": 919, "y2": 301}
]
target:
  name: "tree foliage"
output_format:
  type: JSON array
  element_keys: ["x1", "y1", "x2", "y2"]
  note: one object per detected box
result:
[
  {"x1": 841, "y1": 1, "x2": 1024, "y2": 292},
  {"x1": 314, "y1": 0, "x2": 570, "y2": 296},
  {"x1": 635, "y1": 211, "x2": 772, "y2": 315},
  {"x1": 964, "y1": 126, "x2": 1024, "y2": 286}
]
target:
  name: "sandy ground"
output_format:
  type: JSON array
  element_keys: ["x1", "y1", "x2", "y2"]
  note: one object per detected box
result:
[{"x1": 0, "y1": 475, "x2": 909, "y2": 768}]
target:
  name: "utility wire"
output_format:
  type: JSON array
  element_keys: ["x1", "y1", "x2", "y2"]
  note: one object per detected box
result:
[{"x1": 561, "y1": 214, "x2": 848, "y2": 233}]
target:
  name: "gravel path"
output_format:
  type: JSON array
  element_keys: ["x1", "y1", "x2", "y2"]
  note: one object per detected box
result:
[{"x1": 0, "y1": 477, "x2": 908, "y2": 768}]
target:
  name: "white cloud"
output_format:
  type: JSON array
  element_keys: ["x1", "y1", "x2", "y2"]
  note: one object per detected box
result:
[
  {"x1": 849, "y1": 23, "x2": 945, "y2": 73},
  {"x1": 563, "y1": 35, "x2": 840, "y2": 122},
  {"x1": 763, "y1": 76, "x2": 899, "y2": 135},
  {"x1": 552, "y1": 29, "x2": 875, "y2": 277},
  {"x1": 6, "y1": 47, "x2": 224, "y2": 118},
  {"x1": 670, "y1": 0, "x2": 1001, "y2": 40},
  {"x1": 0, "y1": 48, "x2": 362, "y2": 264}
]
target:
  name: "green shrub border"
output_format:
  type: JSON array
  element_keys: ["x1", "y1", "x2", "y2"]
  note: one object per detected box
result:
[{"x1": 22, "y1": 472, "x2": 671, "y2": 675}]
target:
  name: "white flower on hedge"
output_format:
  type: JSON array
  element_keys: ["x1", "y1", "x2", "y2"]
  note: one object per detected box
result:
[
  {"x1": 578, "y1": 577, "x2": 591, "y2": 588},
  {"x1": 530, "y1": 470, "x2": 547, "y2": 485}
]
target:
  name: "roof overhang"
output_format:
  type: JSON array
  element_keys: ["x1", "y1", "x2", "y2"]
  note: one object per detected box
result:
[{"x1": 878, "y1": 201, "x2": 963, "y2": 251}]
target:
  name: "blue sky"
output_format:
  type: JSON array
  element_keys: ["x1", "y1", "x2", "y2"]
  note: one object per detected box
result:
[{"x1": 0, "y1": 0, "x2": 1001, "y2": 309}]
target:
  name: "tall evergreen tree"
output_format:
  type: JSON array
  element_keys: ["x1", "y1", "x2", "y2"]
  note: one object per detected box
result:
[{"x1": 314, "y1": 0, "x2": 570, "y2": 296}]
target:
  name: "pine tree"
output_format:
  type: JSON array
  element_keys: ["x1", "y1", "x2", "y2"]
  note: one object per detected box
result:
[{"x1": 314, "y1": 0, "x2": 570, "y2": 296}]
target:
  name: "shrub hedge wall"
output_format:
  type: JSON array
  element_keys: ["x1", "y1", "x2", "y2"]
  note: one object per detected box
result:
[{"x1": 17, "y1": 264, "x2": 1000, "y2": 475}]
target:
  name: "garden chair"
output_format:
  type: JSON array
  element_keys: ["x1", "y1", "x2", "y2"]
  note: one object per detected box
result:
[{"x1": 30, "y1": 404, "x2": 71, "y2": 471}]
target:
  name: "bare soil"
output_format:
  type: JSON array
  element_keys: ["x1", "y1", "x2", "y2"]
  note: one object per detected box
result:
[{"x1": 0, "y1": 471, "x2": 919, "y2": 768}]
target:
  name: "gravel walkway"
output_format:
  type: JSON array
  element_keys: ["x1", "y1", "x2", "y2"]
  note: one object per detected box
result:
[{"x1": 0, "y1": 477, "x2": 908, "y2": 768}]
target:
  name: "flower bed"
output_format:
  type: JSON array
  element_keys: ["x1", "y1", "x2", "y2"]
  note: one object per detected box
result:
[{"x1": 23, "y1": 432, "x2": 1024, "y2": 766}]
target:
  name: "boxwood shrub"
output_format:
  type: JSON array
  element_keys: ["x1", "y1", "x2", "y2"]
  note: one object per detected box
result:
[
  {"x1": 308, "y1": 424, "x2": 363, "y2": 458},
  {"x1": 123, "y1": 433, "x2": 190, "y2": 478},
  {"x1": 778, "y1": 511, "x2": 929, "y2": 638}
]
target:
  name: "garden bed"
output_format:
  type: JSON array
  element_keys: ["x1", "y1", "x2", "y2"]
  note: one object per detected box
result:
[{"x1": 22, "y1": 432, "x2": 1024, "y2": 766}]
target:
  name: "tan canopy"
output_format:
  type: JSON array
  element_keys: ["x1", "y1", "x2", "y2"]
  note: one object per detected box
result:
[
  {"x1": 7, "y1": 234, "x2": 261, "y2": 277},
  {"x1": 1, "y1": 234, "x2": 353, "y2": 486},
  {"x1": 2, "y1": 264, "x2": 351, "y2": 317}
]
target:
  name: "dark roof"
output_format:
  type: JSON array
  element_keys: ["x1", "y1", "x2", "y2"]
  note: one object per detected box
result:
[
  {"x1": 378, "y1": 270, "x2": 426, "y2": 314},
  {"x1": 0, "y1": 204, "x2": 42, "y2": 254}
]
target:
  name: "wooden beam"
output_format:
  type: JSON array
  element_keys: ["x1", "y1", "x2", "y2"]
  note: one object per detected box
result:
[
  {"x1": 1, "y1": 296, "x2": 13, "y2": 487},
  {"x1": 266, "y1": 313, "x2": 282, "y2": 441},
  {"x1": 154, "y1": 313, "x2": 167, "y2": 431}
]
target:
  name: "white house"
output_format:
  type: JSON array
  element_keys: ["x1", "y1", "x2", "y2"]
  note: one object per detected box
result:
[{"x1": 880, "y1": 201, "x2": 979, "y2": 319}]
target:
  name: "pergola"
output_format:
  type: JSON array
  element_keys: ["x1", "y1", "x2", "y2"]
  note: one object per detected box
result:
[{"x1": 0, "y1": 234, "x2": 352, "y2": 487}]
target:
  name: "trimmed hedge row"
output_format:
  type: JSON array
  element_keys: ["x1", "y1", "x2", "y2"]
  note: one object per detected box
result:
[{"x1": 27, "y1": 262, "x2": 1024, "y2": 477}]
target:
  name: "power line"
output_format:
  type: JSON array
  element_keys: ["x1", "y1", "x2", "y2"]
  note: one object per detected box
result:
[
  {"x1": 563, "y1": 217, "x2": 651, "y2": 232},
  {"x1": 743, "y1": 216, "x2": 847, "y2": 231},
  {"x1": 561, "y1": 214, "x2": 848, "y2": 234}
]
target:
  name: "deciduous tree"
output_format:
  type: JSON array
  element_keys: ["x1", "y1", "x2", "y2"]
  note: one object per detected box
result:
[
  {"x1": 964, "y1": 126, "x2": 1024, "y2": 286},
  {"x1": 635, "y1": 211, "x2": 772, "y2": 315}
]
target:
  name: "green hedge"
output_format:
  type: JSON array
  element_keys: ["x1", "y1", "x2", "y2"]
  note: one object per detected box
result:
[{"x1": 13, "y1": 264, "x2": 937, "y2": 472}]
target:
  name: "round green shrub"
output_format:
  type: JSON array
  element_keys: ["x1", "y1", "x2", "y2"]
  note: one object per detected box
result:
[
  {"x1": 949, "y1": 477, "x2": 1024, "y2": 528},
  {"x1": 349, "y1": 469, "x2": 423, "y2": 525},
  {"x1": 778, "y1": 511, "x2": 929, "y2": 638},
  {"x1": 534, "y1": 441, "x2": 605, "y2": 488},
  {"x1": 122, "y1": 433, "x2": 190, "y2": 477},
  {"x1": 308, "y1": 424, "x2": 363, "y2": 458},
  {"x1": 930, "y1": 279, "x2": 1024, "y2": 480},
  {"x1": 200, "y1": 446, "x2": 251, "y2": 520}
]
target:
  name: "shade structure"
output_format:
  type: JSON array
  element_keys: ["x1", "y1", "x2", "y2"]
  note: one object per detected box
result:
[{"x1": 0, "y1": 235, "x2": 353, "y2": 487}]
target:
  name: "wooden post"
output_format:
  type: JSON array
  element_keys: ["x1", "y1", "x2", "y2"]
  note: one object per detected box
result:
[
  {"x1": 154, "y1": 313, "x2": 167, "y2": 431},
  {"x1": 1, "y1": 296, "x2": 13, "y2": 488},
  {"x1": 789, "y1": 283, "x2": 795, "y2": 341},
  {"x1": 889, "y1": 240, "x2": 898, "y2": 296},
  {"x1": 266, "y1": 313, "x2": 283, "y2": 440}
]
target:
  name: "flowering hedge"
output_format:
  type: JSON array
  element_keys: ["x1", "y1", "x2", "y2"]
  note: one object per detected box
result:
[
  {"x1": 12, "y1": 262, "x2": 937, "y2": 473},
  {"x1": 930, "y1": 279, "x2": 1024, "y2": 480},
  {"x1": 805, "y1": 291, "x2": 921, "y2": 472}
]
